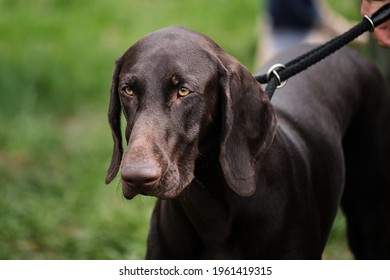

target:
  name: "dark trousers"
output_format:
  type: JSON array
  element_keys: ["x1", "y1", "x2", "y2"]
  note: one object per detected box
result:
[{"x1": 268, "y1": 0, "x2": 319, "y2": 29}]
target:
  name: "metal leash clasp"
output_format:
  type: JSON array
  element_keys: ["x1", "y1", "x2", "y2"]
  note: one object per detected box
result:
[
  {"x1": 364, "y1": 15, "x2": 375, "y2": 32},
  {"x1": 266, "y1": 63, "x2": 287, "y2": 89}
]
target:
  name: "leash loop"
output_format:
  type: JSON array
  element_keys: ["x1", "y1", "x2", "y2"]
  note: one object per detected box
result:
[{"x1": 266, "y1": 64, "x2": 287, "y2": 88}]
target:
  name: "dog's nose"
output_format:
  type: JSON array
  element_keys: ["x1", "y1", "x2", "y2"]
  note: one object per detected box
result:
[{"x1": 121, "y1": 162, "x2": 162, "y2": 189}]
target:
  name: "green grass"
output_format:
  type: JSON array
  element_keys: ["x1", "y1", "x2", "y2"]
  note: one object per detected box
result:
[
  {"x1": 326, "y1": 0, "x2": 361, "y2": 21},
  {"x1": 0, "y1": 0, "x2": 361, "y2": 259}
]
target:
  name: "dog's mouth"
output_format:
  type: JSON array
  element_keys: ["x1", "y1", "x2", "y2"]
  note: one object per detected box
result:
[{"x1": 121, "y1": 172, "x2": 194, "y2": 200}]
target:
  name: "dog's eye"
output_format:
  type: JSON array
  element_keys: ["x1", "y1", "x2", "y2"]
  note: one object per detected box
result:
[
  {"x1": 123, "y1": 87, "x2": 134, "y2": 97},
  {"x1": 178, "y1": 87, "x2": 190, "y2": 97}
]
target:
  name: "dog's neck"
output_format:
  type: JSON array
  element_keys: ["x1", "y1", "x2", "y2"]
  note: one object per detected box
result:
[{"x1": 178, "y1": 161, "x2": 234, "y2": 258}]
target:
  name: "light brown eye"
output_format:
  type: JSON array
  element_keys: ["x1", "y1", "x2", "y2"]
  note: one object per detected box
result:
[
  {"x1": 178, "y1": 87, "x2": 190, "y2": 97},
  {"x1": 123, "y1": 87, "x2": 134, "y2": 96}
]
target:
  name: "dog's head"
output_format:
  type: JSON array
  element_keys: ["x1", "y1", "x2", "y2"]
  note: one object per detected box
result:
[{"x1": 106, "y1": 26, "x2": 276, "y2": 199}]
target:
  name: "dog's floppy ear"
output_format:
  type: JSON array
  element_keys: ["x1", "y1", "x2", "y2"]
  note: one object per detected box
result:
[
  {"x1": 105, "y1": 57, "x2": 124, "y2": 184},
  {"x1": 217, "y1": 54, "x2": 277, "y2": 196}
]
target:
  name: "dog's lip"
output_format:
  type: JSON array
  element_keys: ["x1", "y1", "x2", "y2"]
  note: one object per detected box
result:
[
  {"x1": 122, "y1": 184, "x2": 140, "y2": 200},
  {"x1": 121, "y1": 181, "x2": 163, "y2": 200}
]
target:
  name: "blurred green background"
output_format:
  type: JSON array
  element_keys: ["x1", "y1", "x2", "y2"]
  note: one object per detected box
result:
[{"x1": 0, "y1": 0, "x2": 369, "y2": 259}]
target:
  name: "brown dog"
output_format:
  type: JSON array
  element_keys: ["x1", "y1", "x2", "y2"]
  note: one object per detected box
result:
[{"x1": 106, "y1": 26, "x2": 390, "y2": 259}]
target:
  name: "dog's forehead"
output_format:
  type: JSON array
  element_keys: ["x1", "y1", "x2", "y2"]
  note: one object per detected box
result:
[
  {"x1": 122, "y1": 27, "x2": 219, "y2": 73},
  {"x1": 139, "y1": 27, "x2": 215, "y2": 52}
]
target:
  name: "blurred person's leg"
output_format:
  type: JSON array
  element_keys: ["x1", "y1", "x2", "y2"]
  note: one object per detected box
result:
[{"x1": 256, "y1": 0, "x2": 319, "y2": 66}]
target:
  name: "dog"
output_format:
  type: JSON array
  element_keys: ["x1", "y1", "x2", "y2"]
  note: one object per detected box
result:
[{"x1": 105, "y1": 26, "x2": 390, "y2": 259}]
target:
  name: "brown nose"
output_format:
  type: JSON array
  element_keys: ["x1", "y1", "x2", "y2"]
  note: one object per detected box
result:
[{"x1": 121, "y1": 162, "x2": 162, "y2": 189}]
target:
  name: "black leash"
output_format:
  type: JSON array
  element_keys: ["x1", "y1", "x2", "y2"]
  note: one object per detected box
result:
[{"x1": 255, "y1": 3, "x2": 390, "y2": 100}]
